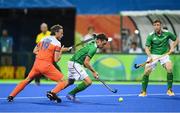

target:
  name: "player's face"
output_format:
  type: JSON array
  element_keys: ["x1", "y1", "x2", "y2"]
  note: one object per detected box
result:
[
  {"x1": 41, "y1": 25, "x2": 48, "y2": 33},
  {"x1": 56, "y1": 29, "x2": 64, "y2": 40},
  {"x1": 97, "y1": 40, "x2": 107, "y2": 48},
  {"x1": 153, "y1": 22, "x2": 161, "y2": 33}
]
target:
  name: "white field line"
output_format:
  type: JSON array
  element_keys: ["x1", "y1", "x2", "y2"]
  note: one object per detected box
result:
[{"x1": 0, "y1": 93, "x2": 180, "y2": 100}]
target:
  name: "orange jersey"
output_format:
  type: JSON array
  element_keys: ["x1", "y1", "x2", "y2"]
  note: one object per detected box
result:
[{"x1": 36, "y1": 36, "x2": 61, "y2": 63}]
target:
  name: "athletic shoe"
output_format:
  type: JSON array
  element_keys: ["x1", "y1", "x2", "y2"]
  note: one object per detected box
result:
[
  {"x1": 46, "y1": 91, "x2": 61, "y2": 103},
  {"x1": 167, "y1": 89, "x2": 175, "y2": 96},
  {"x1": 66, "y1": 94, "x2": 80, "y2": 102},
  {"x1": 7, "y1": 96, "x2": 14, "y2": 102},
  {"x1": 138, "y1": 91, "x2": 147, "y2": 97}
]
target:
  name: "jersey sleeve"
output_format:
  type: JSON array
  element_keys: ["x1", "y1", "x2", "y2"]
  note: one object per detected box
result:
[
  {"x1": 55, "y1": 46, "x2": 61, "y2": 52},
  {"x1": 168, "y1": 32, "x2": 176, "y2": 41},
  {"x1": 55, "y1": 41, "x2": 61, "y2": 52},
  {"x1": 87, "y1": 46, "x2": 97, "y2": 59},
  {"x1": 145, "y1": 35, "x2": 152, "y2": 47}
]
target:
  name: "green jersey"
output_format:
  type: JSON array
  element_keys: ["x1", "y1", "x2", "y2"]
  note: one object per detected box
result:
[
  {"x1": 146, "y1": 30, "x2": 176, "y2": 55},
  {"x1": 70, "y1": 42, "x2": 97, "y2": 65}
]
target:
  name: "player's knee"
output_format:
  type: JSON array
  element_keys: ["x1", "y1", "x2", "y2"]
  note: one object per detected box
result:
[
  {"x1": 144, "y1": 67, "x2": 152, "y2": 75},
  {"x1": 25, "y1": 77, "x2": 33, "y2": 84},
  {"x1": 68, "y1": 79, "x2": 75, "y2": 86},
  {"x1": 144, "y1": 70, "x2": 151, "y2": 75},
  {"x1": 88, "y1": 81, "x2": 92, "y2": 86},
  {"x1": 165, "y1": 65, "x2": 172, "y2": 73},
  {"x1": 83, "y1": 76, "x2": 92, "y2": 85},
  {"x1": 166, "y1": 67, "x2": 172, "y2": 73},
  {"x1": 165, "y1": 62, "x2": 173, "y2": 73},
  {"x1": 85, "y1": 80, "x2": 92, "y2": 86}
]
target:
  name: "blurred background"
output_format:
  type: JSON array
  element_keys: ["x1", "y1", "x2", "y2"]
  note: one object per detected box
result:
[{"x1": 0, "y1": 0, "x2": 180, "y2": 82}]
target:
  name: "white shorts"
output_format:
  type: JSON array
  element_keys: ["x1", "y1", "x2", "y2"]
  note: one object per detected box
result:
[
  {"x1": 145, "y1": 54, "x2": 171, "y2": 70},
  {"x1": 68, "y1": 61, "x2": 88, "y2": 80}
]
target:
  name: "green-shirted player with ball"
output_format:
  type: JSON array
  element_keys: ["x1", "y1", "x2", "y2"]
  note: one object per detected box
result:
[
  {"x1": 65, "y1": 33, "x2": 109, "y2": 102},
  {"x1": 139, "y1": 19, "x2": 179, "y2": 97}
]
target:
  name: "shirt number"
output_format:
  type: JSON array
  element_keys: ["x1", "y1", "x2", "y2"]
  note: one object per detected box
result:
[{"x1": 41, "y1": 39, "x2": 52, "y2": 50}]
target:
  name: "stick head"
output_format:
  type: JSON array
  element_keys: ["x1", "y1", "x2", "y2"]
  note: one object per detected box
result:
[
  {"x1": 134, "y1": 64, "x2": 140, "y2": 69},
  {"x1": 113, "y1": 89, "x2": 118, "y2": 93}
]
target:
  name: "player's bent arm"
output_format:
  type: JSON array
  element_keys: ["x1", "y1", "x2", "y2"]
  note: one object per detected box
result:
[
  {"x1": 172, "y1": 38, "x2": 179, "y2": 48},
  {"x1": 84, "y1": 56, "x2": 99, "y2": 79},
  {"x1": 61, "y1": 47, "x2": 71, "y2": 52},
  {"x1": 54, "y1": 46, "x2": 64, "y2": 62},
  {"x1": 54, "y1": 51, "x2": 62, "y2": 62},
  {"x1": 33, "y1": 46, "x2": 39, "y2": 55},
  {"x1": 145, "y1": 46, "x2": 151, "y2": 57},
  {"x1": 84, "y1": 56, "x2": 97, "y2": 75},
  {"x1": 169, "y1": 38, "x2": 179, "y2": 54}
]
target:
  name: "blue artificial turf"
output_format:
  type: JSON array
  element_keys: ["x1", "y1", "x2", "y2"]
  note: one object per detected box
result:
[{"x1": 0, "y1": 84, "x2": 180, "y2": 112}]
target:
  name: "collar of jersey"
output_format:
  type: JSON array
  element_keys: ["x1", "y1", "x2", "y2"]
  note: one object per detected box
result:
[
  {"x1": 51, "y1": 36, "x2": 59, "y2": 41},
  {"x1": 154, "y1": 30, "x2": 165, "y2": 36}
]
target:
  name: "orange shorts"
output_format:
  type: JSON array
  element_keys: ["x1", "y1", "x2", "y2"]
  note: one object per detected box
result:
[{"x1": 27, "y1": 59, "x2": 63, "y2": 82}]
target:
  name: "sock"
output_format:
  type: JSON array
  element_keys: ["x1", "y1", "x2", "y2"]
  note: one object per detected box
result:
[
  {"x1": 51, "y1": 81, "x2": 67, "y2": 94},
  {"x1": 10, "y1": 79, "x2": 29, "y2": 97},
  {"x1": 69, "y1": 81, "x2": 89, "y2": 95},
  {"x1": 142, "y1": 75, "x2": 149, "y2": 92},
  {"x1": 167, "y1": 73, "x2": 173, "y2": 89}
]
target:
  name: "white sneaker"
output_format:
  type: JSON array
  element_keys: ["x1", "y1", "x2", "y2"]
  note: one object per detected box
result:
[
  {"x1": 167, "y1": 89, "x2": 175, "y2": 96},
  {"x1": 138, "y1": 91, "x2": 147, "y2": 97},
  {"x1": 66, "y1": 94, "x2": 80, "y2": 102}
]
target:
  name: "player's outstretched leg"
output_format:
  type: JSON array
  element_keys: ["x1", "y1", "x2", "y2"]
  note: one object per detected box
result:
[{"x1": 7, "y1": 78, "x2": 31, "y2": 102}]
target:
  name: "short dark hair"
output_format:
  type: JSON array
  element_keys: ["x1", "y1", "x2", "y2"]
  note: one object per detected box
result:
[
  {"x1": 95, "y1": 33, "x2": 108, "y2": 41},
  {"x1": 50, "y1": 24, "x2": 63, "y2": 35},
  {"x1": 153, "y1": 19, "x2": 162, "y2": 24}
]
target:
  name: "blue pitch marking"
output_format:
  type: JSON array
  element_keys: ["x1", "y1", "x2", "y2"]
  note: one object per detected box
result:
[{"x1": 0, "y1": 84, "x2": 180, "y2": 112}]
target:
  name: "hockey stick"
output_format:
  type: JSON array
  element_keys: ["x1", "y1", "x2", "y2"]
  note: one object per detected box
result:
[
  {"x1": 134, "y1": 52, "x2": 170, "y2": 69},
  {"x1": 68, "y1": 35, "x2": 113, "y2": 51},
  {"x1": 97, "y1": 78, "x2": 118, "y2": 93}
]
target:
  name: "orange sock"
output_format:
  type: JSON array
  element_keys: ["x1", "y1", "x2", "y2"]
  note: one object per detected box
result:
[
  {"x1": 51, "y1": 81, "x2": 67, "y2": 94},
  {"x1": 10, "y1": 79, "x2": 29, "y2": 97}
]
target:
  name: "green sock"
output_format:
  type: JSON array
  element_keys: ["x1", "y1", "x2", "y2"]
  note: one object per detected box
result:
[
  {"x1": 69, "y1": 82, "x2": 89, "y2": 95},
  {"x1": 167, "y1": 73, "x2": 173, "y2": 89},
  {"x1": 142, "y1": 75, "x2": 149, "y2": 92}
]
